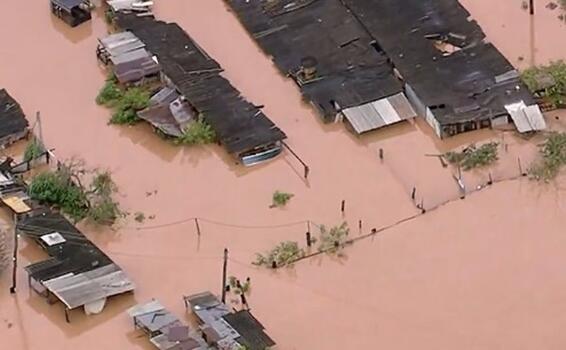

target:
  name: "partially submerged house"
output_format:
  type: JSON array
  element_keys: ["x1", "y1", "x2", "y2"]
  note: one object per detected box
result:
[
  {"x1": 114, "y1": 15, "x2": 287, "y2": 166},
  {"x1": 137, "y1": 87, "x2": 194, "y2": 137},
  {"x1": 0, "y1": 89, "x2": 29, "y2": 147},
  {"x1": 97, "y1": 32, "x2": 161, "y2": 85},
  {"x1": 128, "y1": 300, "x2": 207, "y2": 350},
  {"x1": 226, "y1": 0, "x2": 416, "y2": 135},
  {"x1": 184, "y1": 291, "x2": 276, "y2": 350},
  {"x1": 105, "y1": 0, "x2": 154, "y2": 18},
  {"x1": 16, "y1": 210, "x2": 134, "y2": 322},
  {"x1": 50, "y1": 0, "x2": 92, "y2": 27},
  {"x1": 341, "y1": 0, "x2": 546, "y2": 138}
]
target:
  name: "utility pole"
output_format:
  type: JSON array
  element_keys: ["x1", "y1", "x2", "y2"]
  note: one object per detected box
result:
[
  {"x1": 221, "y1": 248, "x2": 228, "y2": 303},
  {"x1": 9, "y1": 217, "x2": 18, "y2": 294}
]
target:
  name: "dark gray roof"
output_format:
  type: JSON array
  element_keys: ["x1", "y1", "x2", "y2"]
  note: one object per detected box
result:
[
  {"x1": 115, "y1": 15, "x2": 286, "y2": 155},
  {"x1": 0, "y1": 89, "x2": 28, "y2": 141},
  {"x1": 51, "y1": 0, "x2": 85, "y2": 12},
  {"x1": 19, "y1": 211, "x2": 114, "y2": 282},
  {"x1": 223, "y1": 310, "x2": 276, "y2": 350},
  {"x1": 226, "y1": 0, "x2": 404, "y2": 121},
  {"x1": 341, "y1": 0, "x2": 537, "y2": 125}
]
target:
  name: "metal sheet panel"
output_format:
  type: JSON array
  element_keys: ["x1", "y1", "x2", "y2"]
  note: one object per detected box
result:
[
  {"x1": 388, "y1": 92, "x2": 417, "y2": 120},
  {"x1": 372, "y1": 99, "x2": 400, "y2": 124},
  {"x1": 342, "y1": 93, "x2": 415, "y2": 134},
  {"x1": 506, "y1": 102, "x2": 546, "y2": 133}
]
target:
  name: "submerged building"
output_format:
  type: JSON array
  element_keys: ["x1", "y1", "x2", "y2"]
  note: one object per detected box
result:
[
  {"x1": 227, "y1": 0, "x2": 416, "y2": 135},
  {"x1": 110, "y1": 14, "x2": 287, "y2": 166},
  {"x1": 50, "y1": 0, "x2": 92, "y2": 27},
  {"x1": 0, "y1": 89, "x2": 29, "y2": 147},
  {"x1": 341, "y1": 0, "x2": 546, "y2": 138},
  {"x1": 226, "y1": 0, "x2": 546, "y2": 138},
  {"x1": 184, "y1": 291, "x2": 276, "y2": 350}
]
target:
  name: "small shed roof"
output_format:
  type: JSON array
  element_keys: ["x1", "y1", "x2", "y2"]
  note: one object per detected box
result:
[
  {"x1": 341, "y1": 92, "x2": 416, "y2": 134},
  {"x1": 52, "y1": 0, "x2": 86, "y2": 12},
  {"x1": 42, "y1": 263, "x2": 135, "y2": 309},
  {"x1": 505, "y1": 102, "x2": 547, "y2": 133},
  {"x1": 107, "y1": 0, "x2": 153, "y2": 12}
]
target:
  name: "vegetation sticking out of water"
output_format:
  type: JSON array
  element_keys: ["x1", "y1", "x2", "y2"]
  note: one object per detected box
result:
[
  {"x1": 253, "y1": 241, "x2": 305, "y2": 267},
  {"x1": 444, "y1": 142, "x2": 499, "y2": 171},
  {"x1": 254, "y1": 222, "x2": 350, "y2": 268},
  {"x1": 317, "y1": 222, "x2": 350, "y2": 254},
  {"x1": 228, "y1": 276, "x2": 251, "y2": 295},
  {"x1": 29, "y1": 159, "x2": 123, "y2": 224},
  {"x1": 529, "y1": 132, "x2": 566, "y2": 181},
  {"x1": 521, "y1": 60, "x2": 566, "y2": 108},
  {"x1": 271, "y1": 190, "x2": 294, "y2": 208},
  {"x1": 104, "y1": 9, "x2": 115, "y2": 24},
  {"x1": 23, "y1": 138, "x2": 44, "y2": 163},
  {"x1": 96, "y1": 74, "x2": 150, "y2": 125},
  {"x1": 175, "y1": 118, "x2": 216, "y2": 145}
]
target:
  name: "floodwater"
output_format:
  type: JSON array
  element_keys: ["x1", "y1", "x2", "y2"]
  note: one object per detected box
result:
[{"x1": 1, "y1": 0, "x2": 566, "y2": 349}]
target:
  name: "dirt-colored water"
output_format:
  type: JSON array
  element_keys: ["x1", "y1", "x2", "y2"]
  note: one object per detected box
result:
[{"x1": 1, "y1": 1, "x2": 566, "y2": 349}]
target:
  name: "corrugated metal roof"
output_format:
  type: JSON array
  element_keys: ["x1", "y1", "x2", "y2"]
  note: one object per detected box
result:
[
  {"x1": 341, "y1": 92, "x2": 416, "y2": 134},
  {"x1": 506, "y1": 102, "x2": 547, "y2": 133}
]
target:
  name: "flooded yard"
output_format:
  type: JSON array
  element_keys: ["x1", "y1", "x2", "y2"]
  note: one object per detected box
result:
[{"x1": 1, "y1": 0, "x2": 566, "y2": 349}]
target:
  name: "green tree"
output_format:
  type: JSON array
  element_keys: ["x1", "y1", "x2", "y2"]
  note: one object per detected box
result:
[{"x1": 175, "y1": 118, "x2": 216, "y2": 145}]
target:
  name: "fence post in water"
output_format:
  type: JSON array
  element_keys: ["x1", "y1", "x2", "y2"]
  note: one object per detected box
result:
[
  {"x1": 488, "y1": 173, "x2": 493, "y2": 185},
  {"x1": 411, "y1": 187, "x2": 416, "y2": 200},
  {"x1": 194, "y1": 218, "x2": 201, "y2": 236},
  {"x1": 341, "y1": 200, "x2": 345, "y2": 213},
  {"x1": 379, "y1": 148, "x2": 384, "y2": 161},
  {"x1": 518, "y1": 157, "x2": 526, "y2": 176},
  {"x1": 281, "y1": 142, "x2": 310, "y2": 180},
  {"x1": 529, "y1": 0, "x2": 534, "y2": 15},
  {"x1": 221, "y1": 248, "x2": 228, "y2": 303},
  {"x1": 358, "y1": 220, "x2": 362, "y2": 234},
  {"x1": 9, "y1": 219, "x2": 17, "y2": 294},
  {"x1": 306, "y1": 231, "x2": 312, "y2": 247}
]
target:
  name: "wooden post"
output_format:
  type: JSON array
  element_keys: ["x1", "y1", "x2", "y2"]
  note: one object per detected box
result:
[
  {"x1": 221, "y1": 248, "x2": 228, "y2": 303},
  {"x1": 65, "y1": 308, "x2": 70, "y2": 323},
  {"x1": 358, "y1": 220, "x2": 362, "y2": 234},
  {"x1": 9, "y1": 219, "x2": 18, "y2": 294},
  {"x1": 488, "y1": 173, "x2": 493, "y2": 185},
  {"x1": 306, "y1": 231, "x2": 312, "y2": 247},
  {"x1": 341, "y1": 200, "x2": 345, "y2": 213},
  {"x1": 518, "y1": 157, "x2": 526, "y2": 176},
  {"x1": 281, "y1": 142, "x2": 310, "y2": 180},
  {"x1": 379, "y1": 148, "x2": 384, "y2": 161},
  {"x1": 194, "y1": 218, "x2": 201, "y2": 236},
  {"x1": 529, "y1": 0, "x2": 534, "y2": 15},
  {"x1": 411, "y1": 187, "x2": 416, "y2": 200}
]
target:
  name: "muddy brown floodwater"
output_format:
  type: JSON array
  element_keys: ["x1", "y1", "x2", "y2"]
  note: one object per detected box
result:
[{"x1": 1, "y1": 0, "x2": 566, "y2": 349}]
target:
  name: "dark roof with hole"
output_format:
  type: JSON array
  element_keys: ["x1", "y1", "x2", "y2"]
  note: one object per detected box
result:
[
  {"x1": 223, "y1": 310, "x2": 276, "y2": 350},
  {"x1": 18, "y1": 210, "x2": 114, "y2": 282},
  {"x1": 115, "y1": 14, "x2": 286, "y2": 154},
  {"x1": 341, "y1": 0, "x2": 537, "y2": 125},
  {"x1": 0, "y1": 89, "x2": 28, "y2": 142},
  {"x1": 225, "y1": 0, "x2": 404, "y2": 121}
]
